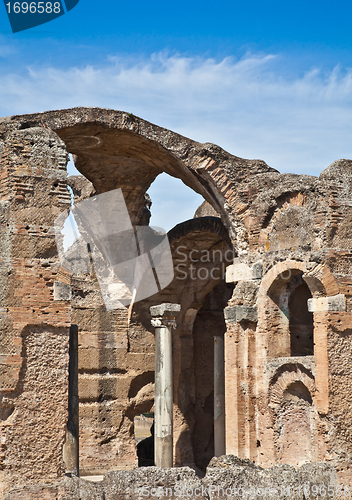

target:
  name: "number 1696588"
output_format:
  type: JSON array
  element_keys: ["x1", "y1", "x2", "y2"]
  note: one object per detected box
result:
[{"x1": 5, "y1": 2, "x2": 61, "y2": 13}]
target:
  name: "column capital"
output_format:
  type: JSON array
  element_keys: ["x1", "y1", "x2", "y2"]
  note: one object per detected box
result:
[{"x1": 150, "y1": 303, "x2": 181, "y2": 328}]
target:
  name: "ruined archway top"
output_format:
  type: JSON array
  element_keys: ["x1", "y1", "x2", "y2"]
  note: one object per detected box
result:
[
  {"x1": 1, "y1": 109, "x2": 351, "y2": 201},
  {"x1": 0, "y1": 107, "x2": 275, "y2": 181},
  {"x1": 269, "y1": 363, "x2": 315, "y2": 408},
  {"x1": 0, "y1": 107, "x2": 275, "y2": 225},
  {"x1": 258, "y1": 260, "x2": 340, "y2": 298},
  {"x1": 168, "y1": 216, "x2": 233, "y2": 250},
  {"x1": 2, "y1": 108, "x2": 352, "y2": 253},
  {"x1": 132, "y1": 215, "x2": 235, "y2": 329}
]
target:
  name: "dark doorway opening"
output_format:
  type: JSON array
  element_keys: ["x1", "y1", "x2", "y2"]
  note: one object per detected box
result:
[{"x1": 289, "y1": 282, "x2": 314, "y2": 356}]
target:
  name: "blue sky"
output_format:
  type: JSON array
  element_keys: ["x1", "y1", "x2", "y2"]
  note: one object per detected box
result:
[{"x1": 1, "y1": 0, "x2": 352, "y2": 229}]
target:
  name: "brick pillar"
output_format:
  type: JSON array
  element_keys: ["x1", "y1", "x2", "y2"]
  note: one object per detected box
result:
[
  {"x1": 307, "y1": 295, "x2": 344, "y2": 415},
  {"x1": 224, "y1": 305, "x2": 257, "y2": 459}
]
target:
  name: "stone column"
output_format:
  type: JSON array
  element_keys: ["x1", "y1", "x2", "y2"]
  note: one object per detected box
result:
[
  {"x1": 150, "y1": 303, "x2": 180, "y2": 468},
  {"x1": 214, "y1": 336, "x2": 225, "y2": 456}
]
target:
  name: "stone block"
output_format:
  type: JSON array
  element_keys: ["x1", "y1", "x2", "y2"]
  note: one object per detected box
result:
[
  {"x1": 224, "y1": 305, "x2": 258, "y2": 323},
  {"x1": 226, "y1": 260, "x2": 262, "y2": 282},
  {"x1": 223, "y1": 306, "x2": 237, "y2": 323},
  {"x1": 307, "y1": 294, "x2": 345, "y2": 312},
  {"x1": 78, "y1": 374, "x2": 131, "y2": 401},
  {"x1": 150, "y1": 303, "x2": 181, "y2": 317},
  {"x1": 78, "y1": 348, "x2": 154, "y2": 372},
  {"x1": 252, "y1": 261, "x2": 263, "y2": 279}
]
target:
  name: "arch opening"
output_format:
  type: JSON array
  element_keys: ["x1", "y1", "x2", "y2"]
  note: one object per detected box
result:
[
  {"x1": 191, "y1": 281, "x2": 233, "y2": 471},
  {"x1": 56, "y1": 123, "x2": 228, "y2": 228},
  {"x1": 289, "y1": 282, "x2": 314, "y2": 356},
  {"x1": 55, "y1": 118, "x2": 237, "y2": 476},
  {"x1": 62, "y1": 142, "x2": 233, "y2": 475},
  {"x1": 283, "y1": 381, "x2": 313, "y2": 404},
  {"x1": 277, "y1": 380, "x2": 315, "y2": 466},
  {"x1": 147, "y1": 172, "x2": 205, "y2": 231},
  {"x1": 267, "y1": 270, "x2": 314, "y2": 358}
]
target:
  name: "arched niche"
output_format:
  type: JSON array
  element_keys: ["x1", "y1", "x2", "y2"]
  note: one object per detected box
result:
[
  {"x1": 254, "y1": 259, "x2": 340, "y2": 467},
  {"x1": 258, "y1": 260, "x2": 339, "y2": 361},
  {"x1": 289, "y1": 281, "x2": 314, "y2": 356},
  {"x1": 266, "y1": 270, "x2": 313, "y2": 358},
  {"x1": 269, "y1": 364, "x2": 321, "y2": 466}
]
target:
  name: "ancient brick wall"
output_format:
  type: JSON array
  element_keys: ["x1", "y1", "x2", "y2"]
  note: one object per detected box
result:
[
  {"x1": 224, "y1": 160, "x2": 352, "y2": 480},
  {"x1": 1, "y1": 108, "x2": 352, "y2": 495},
  {"x1": 72, "y1": 270, "x2": 155, "y2": 475},
  {"x1": 0, "y1": 127, "x2": 71, "y2": 494}
]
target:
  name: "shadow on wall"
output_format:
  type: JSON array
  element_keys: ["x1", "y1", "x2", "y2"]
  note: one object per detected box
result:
[
  {"x1": 190, "y1": 280, "x2": 234, "y2": 471},
  {"x1": 136, "y1": 420, "x2": 155, "y2": 467}
]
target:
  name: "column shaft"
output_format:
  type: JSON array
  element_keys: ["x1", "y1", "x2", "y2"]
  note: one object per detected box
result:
[
  {"x1": 214, "y1": 336, "x2": 225, "y2": 456},
  {"x1": 155, "y1": 324, "x2": 173, "y2": 468},
  {"x1": 63, "y1": 325, "x2": 79, "y2": 476},
  {"x1": 150, "y1": 303, "x2": 180, "y2": 468}
]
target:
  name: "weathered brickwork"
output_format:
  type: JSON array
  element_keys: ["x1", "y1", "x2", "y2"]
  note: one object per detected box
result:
[
  {"x1": 73, "y1": 271, "x2": 155, "y2": 474},
  {"x1": 0, "y1": 127, "x2": 71, "y2": 495},
  {"x1": 0, "y1": 108, "x2": 352, "y2": 497}
]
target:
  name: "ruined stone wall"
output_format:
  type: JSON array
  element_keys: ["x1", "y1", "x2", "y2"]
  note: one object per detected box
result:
[
  {"x1": 1, "y1": 108, "x2": 352, "y2": 496},
  {"x1": 62, "y1": 173, "x2": 234, "y2": 476},
  {"x1": 0, "y1": 127, "x2": 71, "y2": 493},
  {"x1": 223, "y1": 160, "x2": 352, "y2": 480},
  {"x1": 64, "y1": 174, "x2": 156, "y2": 475},
  {"x1": 72, "y1": 269, "x2": 155, "y2": 475},
  {"x1": 2, "y1": 457, "x2": 342, "y2": 500}
]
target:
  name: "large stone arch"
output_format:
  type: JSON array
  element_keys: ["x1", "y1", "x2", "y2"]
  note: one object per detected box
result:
[
  {"x1": 1, "y1": 107, "x2": 275, "y2": 245},
  {"x1": 0, "y1": 109, "x2": 270, "y2": 479}
]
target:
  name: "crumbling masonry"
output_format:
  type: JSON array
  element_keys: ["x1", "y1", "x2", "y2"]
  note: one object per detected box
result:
[{"x1": 0, "y1": 107, "x2": 352, "y2": 498}]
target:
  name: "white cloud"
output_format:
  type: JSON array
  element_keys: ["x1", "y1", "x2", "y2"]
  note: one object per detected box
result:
[
  {"x1": 1, "y1": 51, "x2": 352, "y2": 213},
  {"x1": 1, "y1": 52, "x2": 352, "y2": 174}
]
